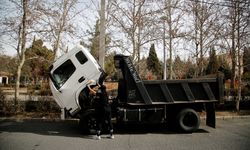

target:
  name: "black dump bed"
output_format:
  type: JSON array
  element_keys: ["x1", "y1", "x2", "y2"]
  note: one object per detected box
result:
[{"x1": 114, "y1": 55, "x2": 224, "y2": 105}]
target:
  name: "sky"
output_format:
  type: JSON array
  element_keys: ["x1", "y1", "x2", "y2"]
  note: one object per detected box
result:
[
  {"x1": 0, "y1": 0, "x2": 99, "y2": 57},
  {"x1": 0, "y1": 0, "x2": 17, "y2": 56},
  {"x1": 0, "y1": 0, "x2": 195, "y2": 61}
]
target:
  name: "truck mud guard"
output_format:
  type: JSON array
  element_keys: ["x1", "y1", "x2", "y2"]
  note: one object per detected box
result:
[
  {"x1": 205, "y1": 103, "x2": 216, "y2": 128},
  {"x1": 205, "y1": 73, "x2": 223, "y2": 128}
]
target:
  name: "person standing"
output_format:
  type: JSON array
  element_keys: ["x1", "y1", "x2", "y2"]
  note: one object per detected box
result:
[{"x1": 87, "y1": 81, "x2": 114, "y2": 140}]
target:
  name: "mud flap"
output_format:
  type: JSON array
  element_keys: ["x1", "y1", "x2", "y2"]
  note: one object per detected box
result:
[{"x1": 205, "y1": 103, "x2": 216, "y2": 128}]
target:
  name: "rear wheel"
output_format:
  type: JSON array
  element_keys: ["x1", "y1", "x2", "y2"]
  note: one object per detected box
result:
[
  {"x1": 176, "y1": 108, "x2": 200, "y2": 132},
  {"x1": 79, "y1": 110, "x2": 97, "y2": 134}
]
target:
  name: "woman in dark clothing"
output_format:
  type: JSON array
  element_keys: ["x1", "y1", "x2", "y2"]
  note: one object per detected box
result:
[
  {"x1": 87, "y1": 81, "x2": 114, "y2": 140},
  {"x1": 94, "y1": 84, "x2": 114, "y2": 139}
]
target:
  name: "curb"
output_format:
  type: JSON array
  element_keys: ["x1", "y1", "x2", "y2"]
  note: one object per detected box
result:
[
  {"x1": 0, "y1": 117, "x2": 79, "y2": 123},
  {"x1": 1, "y1": 115, "x2": 250, "y2": 123},
  {"x1": 216, "y1": 115, "x2": 250, "y2": 120},
  {"x1": 200, "y1": 115, "x2": 250, "y2": 120}
]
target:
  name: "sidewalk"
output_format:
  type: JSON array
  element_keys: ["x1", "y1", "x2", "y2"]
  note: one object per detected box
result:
[
  {"x1": 1, "y1": 110, "x2": 250, "y2": 122},
  {"x1": 200, "y1": 110, "x2": 250, "y2": 120}
]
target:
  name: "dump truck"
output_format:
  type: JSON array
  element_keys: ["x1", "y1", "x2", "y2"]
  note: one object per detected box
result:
[{"x1": 49, "y1": 45, "x2": 224, "y2": 133}]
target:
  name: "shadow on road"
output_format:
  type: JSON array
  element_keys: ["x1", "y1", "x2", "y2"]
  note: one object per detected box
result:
[
  {"x1": 0, "y1": 119, "x2": 209, "y2": 138},
  {"x1": 0, "y1": 119, "x2": 82, "y2": 137},
  {"x1": 114, "y1": 123, "x2": 209, "y2": 135}
]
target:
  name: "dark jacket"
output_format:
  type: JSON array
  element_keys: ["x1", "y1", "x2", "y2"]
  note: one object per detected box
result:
[{"x1": 95, "y1": 85, "x2": 111, "y2": 112}]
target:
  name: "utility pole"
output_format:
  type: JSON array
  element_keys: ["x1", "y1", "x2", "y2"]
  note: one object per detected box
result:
[
  {"x1": 99, "y1": 0, "x2": 106, "y2": 69},
  {"x1": 161, "y1": 16, "x2": 167, "y2": 80},
  {"x1": 236, "y1": 0, "x2": 241, "y2": 112},
  {"x1": 168, "y1": 2, "x2": 173, "y2": 80}
]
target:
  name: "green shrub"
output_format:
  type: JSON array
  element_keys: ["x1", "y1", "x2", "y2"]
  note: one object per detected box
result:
[
  {"x1": 25, "y1": 97, "x2": 60, "y2": 113},
  {"x1": 0, "y1": 89, "x2": 6, "y2": 115},
  {"x1": 25, "y1": 101, "x2": 37, "y2": 112}
]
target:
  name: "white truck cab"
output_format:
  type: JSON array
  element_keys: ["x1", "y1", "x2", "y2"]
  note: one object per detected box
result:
[{"x1": 49, "y1": 45, "x2": 105, "y2": 116}]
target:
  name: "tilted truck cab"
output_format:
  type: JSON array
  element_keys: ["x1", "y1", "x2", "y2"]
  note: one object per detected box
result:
[
  {"x1": 49, "y1": 45, "x2": 106, "y2": 116},
  {"x1": 49, "y1": 46, "x2": 224, "y2": 133}
]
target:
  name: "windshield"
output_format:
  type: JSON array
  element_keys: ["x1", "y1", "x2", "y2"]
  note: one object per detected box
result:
[{"x1": 51, "y1": 59, "x2": 76, "y2": 89}]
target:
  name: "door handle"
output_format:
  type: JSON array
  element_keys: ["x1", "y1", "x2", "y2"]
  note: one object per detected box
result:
[{"x1": 78, "y1": 76, "x2": 85, "y2": 83}]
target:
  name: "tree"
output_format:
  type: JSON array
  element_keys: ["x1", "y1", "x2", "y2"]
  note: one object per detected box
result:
[
  {"x1": 222, "y1": 0, "x2": 250, "y2": 111},
  {"x1": 38, "y1": 0, "x2": 80, "y2": 59},
  {"x1": 0, "y1": 0, "x2": 51, "y2": 111},
  {"x1": 0, "y1": 43, "x2": 4, "y2": 54},
  {"x1": 104, "y1": 52, "x2": 116, "y2": 79},
  {"x1": 147, "y1": 44, "x2": 162, "y2": 78},
  {"x1": 158, "y1": 0, "x2": 184, "y2": 79},
  {"x1": 242, "y1": 47, "x2": 250, "y2": 98},
  {"x1": 81, "y1": 19, "x2": 111, "y2": 60},
  {"x1": 173, "y1": 55, "x2": 186, "y2": 79},
  {"x1": 185, "y1": 0, "x2": 222, "y2": 77},
  {"x1": 110, "y1": 0, "x2": 160, "y2": 72},
  {"x1": 243, "y1": 47, "x2": 250, "y2": 80},
  {"x1": 81, "y1": 20, "x2": 100, "y2": 59},
  {"x1": 0, "y1": 55, "x2": 16, "y2": 76},
  {"x1": 235, "y1": 1, "x2": 249, "y2": 112},
  {"x1": 217, "y1": 54, "x2": 232, "y2": 80},
  {"x1": 183, "y1": 57, "x2": 196, "y2": 79},
  {"x1": 80, "y1": 19, "x2": 114, "y2": 76},
  {"x1": 25, "y1": 38, "x2": 54, "y2": 84},
  {"x1": 206, "y1": 48, "x2": 219, "y2": 74},
  {"x1": 15, "y1": 0, "x2": 28, "y2": 112}
]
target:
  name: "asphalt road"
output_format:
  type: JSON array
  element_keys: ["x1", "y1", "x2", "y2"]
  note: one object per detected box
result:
[{"x1": 0, "y1": 118, "x2": 250, "y2": 150}]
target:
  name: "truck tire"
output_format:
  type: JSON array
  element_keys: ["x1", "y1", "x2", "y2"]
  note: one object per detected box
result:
[
  {"x1": 176, "y1": 108, "x2": 200, "y2": 132},
  {"x1": 79, "y1": 110, "x2": 97, "y2": 134}
]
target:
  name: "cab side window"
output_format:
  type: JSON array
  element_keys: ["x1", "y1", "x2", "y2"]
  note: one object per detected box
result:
[
  {"x1": 52, "y1": 60, "x2": 76, "y2": 89},
  {"x1": 76, "y1": 51, "x2": 88, "y2": 64}
]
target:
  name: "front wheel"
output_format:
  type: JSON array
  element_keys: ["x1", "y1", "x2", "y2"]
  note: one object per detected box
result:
[
  {"x1": 79, "y1": 110, "x2": 97, "y2": 134},
  {"x1": 176, "y1": 108, "x2": 200, "y2": 132}
]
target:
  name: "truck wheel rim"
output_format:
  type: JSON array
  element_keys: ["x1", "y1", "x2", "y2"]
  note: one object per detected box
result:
[{"x1": 182, "y1": 112, "x2": 198, "y2": 128}]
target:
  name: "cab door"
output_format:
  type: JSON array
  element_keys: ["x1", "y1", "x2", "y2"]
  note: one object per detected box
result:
[
  {"x1": 50, "y1": 57, "x2": 84, "y2": 115},
  {"x1": 50, "y1": 48, "x2": 102, "y2": 115},
  {"x1": 73, "y1": 49, "x2": 103, "y2": 109}
]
